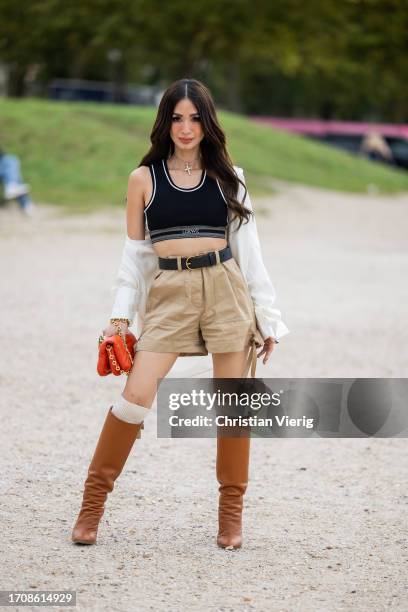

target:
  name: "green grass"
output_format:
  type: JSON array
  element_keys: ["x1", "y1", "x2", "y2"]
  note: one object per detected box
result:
[{"x1": 1, "y1": 97, "x2": 408, "y2": 212}]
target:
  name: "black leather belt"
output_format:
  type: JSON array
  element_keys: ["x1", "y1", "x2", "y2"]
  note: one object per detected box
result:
[{"x1": 158, "y1": 245, "x2": 232, "y2": 270}]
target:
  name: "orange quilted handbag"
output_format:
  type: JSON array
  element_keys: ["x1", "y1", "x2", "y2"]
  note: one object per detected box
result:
[{"x1": 97, "y1": 329, "x2": 137, "y2": 376}]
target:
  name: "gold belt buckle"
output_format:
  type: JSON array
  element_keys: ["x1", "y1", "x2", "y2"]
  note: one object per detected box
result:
[{"x1": 185, "y1": 255, "x2": 193, "y2": 270}]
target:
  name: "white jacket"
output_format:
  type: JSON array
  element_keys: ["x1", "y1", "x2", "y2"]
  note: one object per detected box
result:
[{"x1": 110, "y1": 166, "x2": 290, "y2": 373}]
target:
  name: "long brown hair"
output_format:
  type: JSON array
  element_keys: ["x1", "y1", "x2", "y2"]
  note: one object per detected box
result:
[{"x1": 139, "y1": 78, "x2": 252, "y2": 233}]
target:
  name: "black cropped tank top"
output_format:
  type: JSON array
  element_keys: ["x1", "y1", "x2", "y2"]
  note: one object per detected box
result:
[{"x1": 144, "y1": 158, "x2": 229, "y2": 244}]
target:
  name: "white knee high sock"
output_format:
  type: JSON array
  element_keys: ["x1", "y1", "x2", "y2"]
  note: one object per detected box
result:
[{"x1": 111, "y1": 395, "x2": 150, "y2": 424}]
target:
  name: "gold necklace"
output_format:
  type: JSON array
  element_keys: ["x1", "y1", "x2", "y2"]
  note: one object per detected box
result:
[{"x1": 171, "y1": 153, "x2": 202, "y2": 176}]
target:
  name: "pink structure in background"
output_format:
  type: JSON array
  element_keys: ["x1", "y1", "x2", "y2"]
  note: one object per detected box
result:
[{"x1": 250, "y1": 117, "x2": 408, "y2": 140}]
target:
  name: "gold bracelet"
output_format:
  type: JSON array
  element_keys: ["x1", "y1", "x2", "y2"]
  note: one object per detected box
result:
[{"x1": 110, "y1": 317, "x2": 132, "y2": 327}]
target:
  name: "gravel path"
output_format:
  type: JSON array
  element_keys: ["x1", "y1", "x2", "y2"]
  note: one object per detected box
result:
[{"x1": 0, "y1": 184, "x2": 407, "y2": 612}]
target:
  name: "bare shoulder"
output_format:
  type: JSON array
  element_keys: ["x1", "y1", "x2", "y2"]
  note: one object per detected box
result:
[
  {"x1": 128, "y1": 165, "x2": 151, "y2": 189},
  {"x1": 127, "y1": 165, "x2": 153, "y2": 209}
]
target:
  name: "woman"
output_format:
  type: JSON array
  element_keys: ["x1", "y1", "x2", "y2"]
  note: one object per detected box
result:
[{"x1": 71, "y1": 78, "x2": 290, "y2": 550}]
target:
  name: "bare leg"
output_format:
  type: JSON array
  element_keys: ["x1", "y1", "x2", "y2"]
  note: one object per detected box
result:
[
  {"x1": 123, "y1": 350, "x2": 179, "y2": 407},
  {"x1": 212, "y1": 350, "x2": 248, "y2": 378}
]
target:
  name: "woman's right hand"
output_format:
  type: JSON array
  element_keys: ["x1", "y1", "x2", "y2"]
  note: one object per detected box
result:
[{"x1": 102, "y1": 321, "x2": 129, "y2": 337}]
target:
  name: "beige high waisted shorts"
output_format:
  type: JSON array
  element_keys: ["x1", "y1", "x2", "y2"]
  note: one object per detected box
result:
[{"x1": 136, "y1": 248, "x2": 264, "y2": 377}]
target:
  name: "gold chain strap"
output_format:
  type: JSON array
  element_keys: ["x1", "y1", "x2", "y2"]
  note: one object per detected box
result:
[
  {"x1": 115, "y1": 323, "x2": 134, "y2": 376},
  {"x1": 106, "y1": 344, "x2": 126, "y2": 375}
]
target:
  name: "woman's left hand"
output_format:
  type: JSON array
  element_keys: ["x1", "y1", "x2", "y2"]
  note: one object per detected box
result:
[{"x1": 257, "y1": 337, "x2": 278, "y2": 365}]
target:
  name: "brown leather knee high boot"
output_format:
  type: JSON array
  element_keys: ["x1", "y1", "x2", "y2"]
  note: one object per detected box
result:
[
  {"x1": 71, "y1": 407, "x2": 143, "y2": 545},
  {"x1": 216, "y1": 430, "x2": 251, "y2": 549}
]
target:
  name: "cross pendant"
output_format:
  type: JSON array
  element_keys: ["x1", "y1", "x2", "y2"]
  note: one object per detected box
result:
[{"x1": 184, "y1": 162, "x2": 192, "y2": 175}]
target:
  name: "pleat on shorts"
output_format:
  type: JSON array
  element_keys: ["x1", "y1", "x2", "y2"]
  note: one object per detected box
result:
[{"x1": 136, "y1": 251, "x2": 263, "y2": 360}]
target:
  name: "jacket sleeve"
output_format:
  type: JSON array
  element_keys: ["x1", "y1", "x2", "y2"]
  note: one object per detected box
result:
[
  {"x1": 110, "y1": 236, "x2": 157, "y2": 322},
  {"x1": 235, "y1": 167, "x2": 290, "y2": 341}
]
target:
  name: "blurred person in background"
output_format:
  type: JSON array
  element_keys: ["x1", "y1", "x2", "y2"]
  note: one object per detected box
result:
[
  {"x1": 0, "y1": 147, "x2": 36, "y2": 216},
  {"x1": 360, "y1": 130, "x2": 394, "y2": 165}
]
